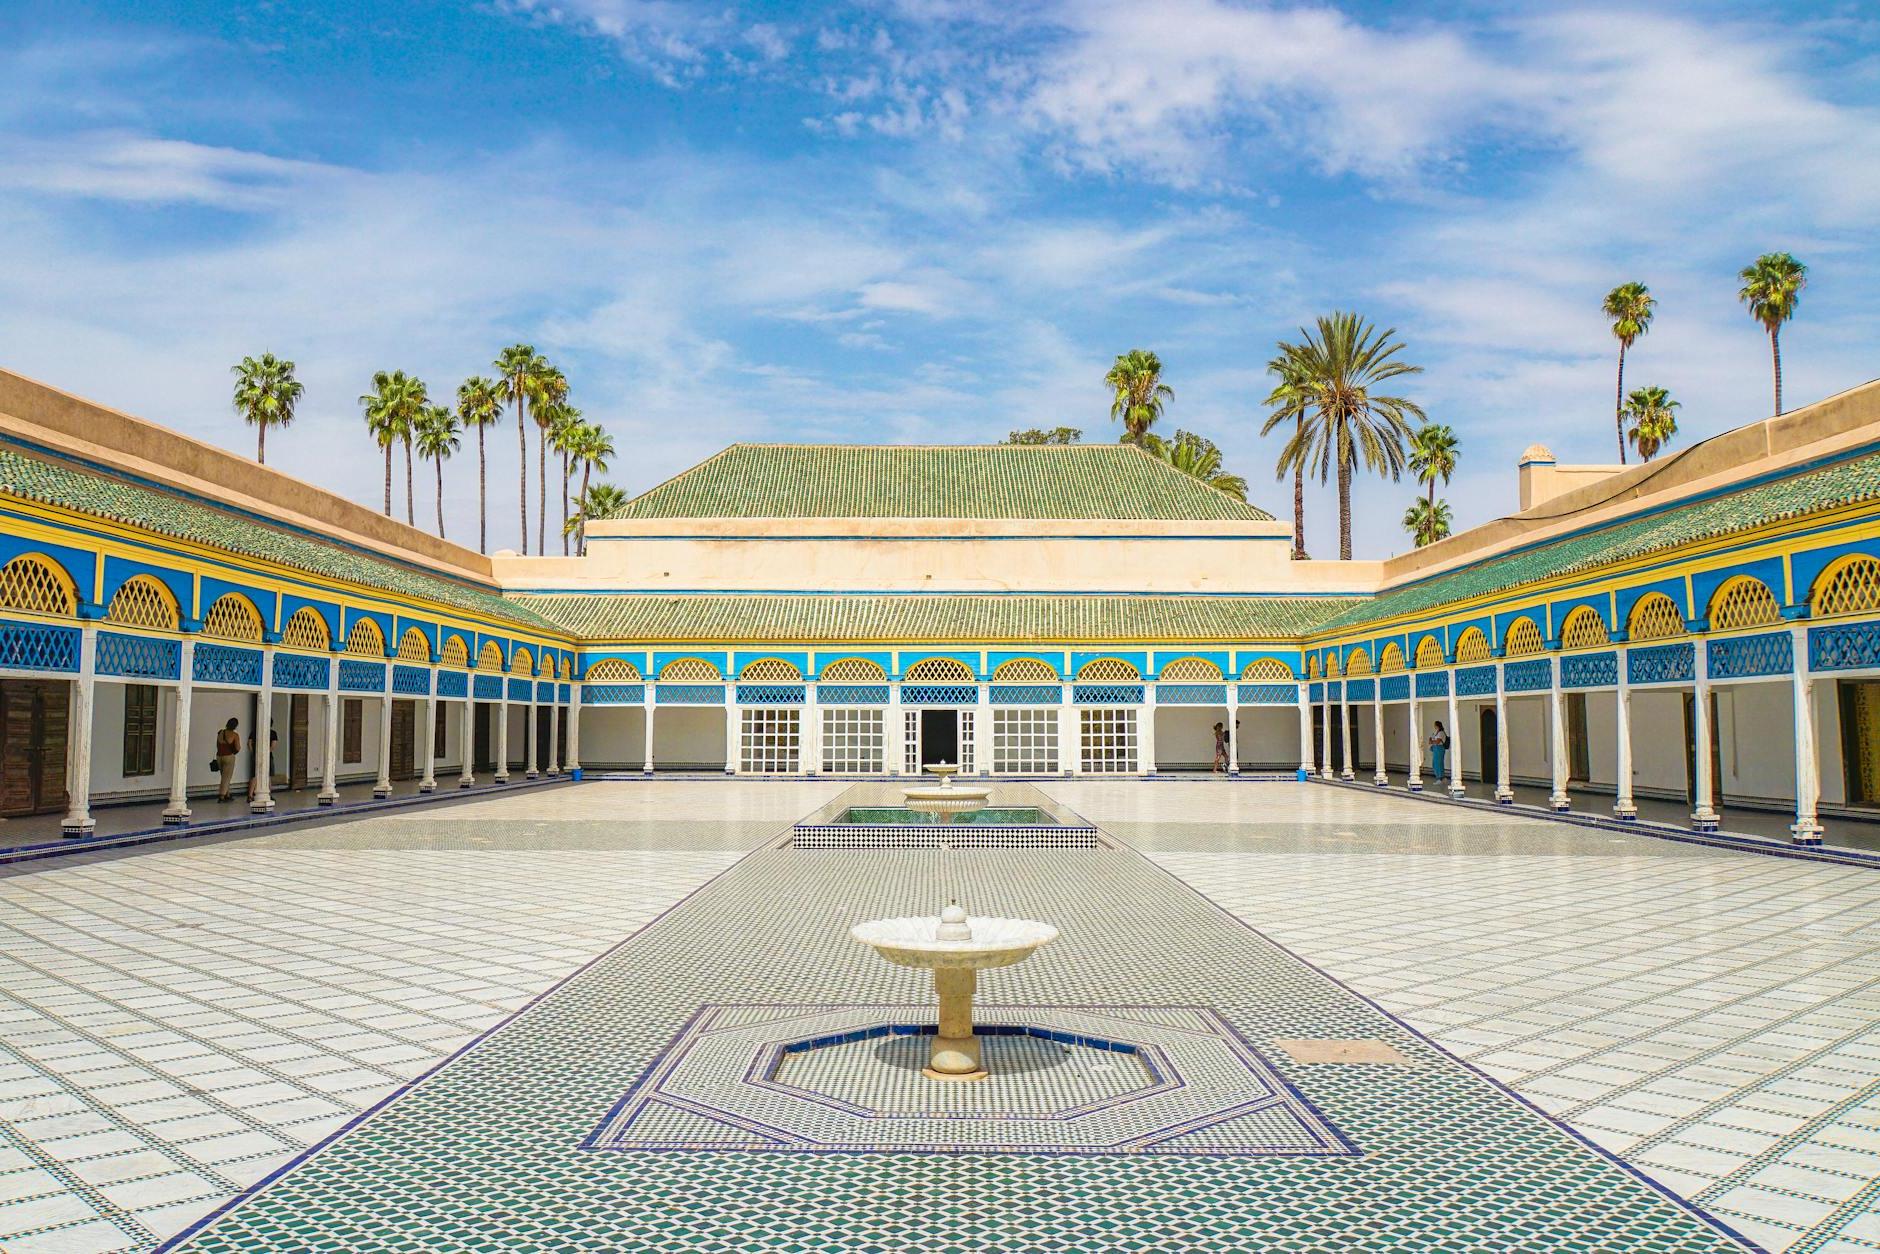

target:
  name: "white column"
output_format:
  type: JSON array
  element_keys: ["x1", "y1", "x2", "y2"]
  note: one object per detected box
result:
[
  {"x1": 1406, "y1": 687, "x2": 1422, "y2": 791},
  {"x1": 61, "y1": 622, "x2": 98, "y2": 836},
  {"x1": 419, "y1": 671, "x2": 437, "y2": 793},
  {"x1": 642, "y1": 698, "x2": 656, "y2": 774},
  {"x1": 494, "y1": 693, "x2": 511, "y2": 782},
  {"x1": 1691, "y1": 638, "x2": 1717, "y2": 829},
  {"x1": 458, "y1": 695, "x2": 475, "y2": 787},
  {"x1": 1445, "y1": 669, "x2": 1464, "y2": 799},
  {"x1": 1372, "y1": 688, "x2": 1387, "y2": 786},
  {"x1": 724, "y1": 694, "x2": 740, "y2": 775},
  {"x1": 1295, "y1": 681, "x2": 1313, "y2": 781},
  {"x1": 163, "y1": 636, "x2": 196, "y2": 824},
  {"x1": 546, "y1": 683, "x2": 561, "y2": 775},
  {"x1": 319, "y1": 661, "x2": 340, "y2": 804},
  {"x1": 566, "y1": 682, "x2": 582, "y2": 775},
  {"x1": 1060, "y1": 685, "x2": 1079, "y2": 776},
  {"x1": 1226, "y1": 686, "x2": 1240, "y2": 777},
  {"x1": 1613, "y1": 646, "x2": 1637, "y2": 819},
  {"x1": 1139, "y1": 684, "x2": 1157, "y2": 776},
  {"x1": 1318, "y1": 683, "x2": 1332, "y2": 779},
  {"x1": 803, "y1": 683, "x2": 820, "y2": 776},
  {"x1": 888, "y1": 680, "x2": 907, "y2": 776},
  {"x1": 373, "y1": 667, "x2": 393, "y2": 798},
  {"x1": 525, "y1": 689, "x2": 540, "y2": 778},
  {"x1": 1791, "y1": 624, "x2": 1823, "y2": 844},
  {"x1": 1338, "y1": 684, "x2": 1354, "y2": 781},
  {"x1": 1493, "y1": 668, "x2": 1513, "y2": 803},
  {"x1": 976, "y1": 683, "x2": 993, "y2": 776},
  {"x1": 251, "y1": 646, "x2": 276, "y2": 813},
  {"x1": 1548, "y1": 659, "x2": 1569, "y2": 810}
]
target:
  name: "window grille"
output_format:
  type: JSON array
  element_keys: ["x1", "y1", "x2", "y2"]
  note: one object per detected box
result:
[
  {"x1": 438, "y1": 635, "x2": 469, "y2": 668},
  {"x1": 559, "y1": 657, "x2": 572, "y2": 680},
  {"x1": 1813, "y1": 556, "x2": 1880, "y2": 619},
  {"x1": 344, "y1": 617, "x2": 385, "y2": 656},
  {"x1": 538, "y1": 654, "x2": 554, "y2": 677},
  {"x1": 105, "y1": 576, "x2": 178, "y2": 631},
  {"x1": 1626, "y1": 593, "x2": 1687, "y2": 641},
  {"x1": 1079, "y1": 707, "x2": 1138, "y2": 774},
  {"x1": 1306, "y1": 656, "x2": 1321, "y2": 679},
  {"x1": 1341, "y1": 649, "x2": 1372, "y2": 678},
  {"x1": 993, "y1": 708, "x2": 1057, "y2": 774},
  {"x1": 1241, "y1": 658, "x2": 1294, "y2": 681},
  {"x1": 0, "y1": 556, "x2": 75, "y2": 616},
  {"x1": 958, "y1": 710, "x2": 975, "y2": 774},
  {"x1": 1077, "y1": 657, "x2": 1141, "y2": 682},
  {"x1": 1502, "y1": 618, "x2": 1544, "y2": 657},
  {"x1": 511, "y1": 646, "x2": 533, "y2": 676},
  {"x1": 992, "y1": 657, "x2": 1057, "y2": 683},
  {"x1": 904, "y1": 710, "x2": 921, "y2": 774},
  {"x1": 1559, "y1": 607, "x2": 1611, "y2": 651},
  {"x1": 740, "y1": 657, "x2": 803, "y2": 682},
  {"x1": 1376, "y1": 644, "x2": 1406, "y2": 674},
  {"x1": 397, "y1": 628, "x2": 431, "y2": 661},
  {"x1": 660, "y1": 657, "x2": 722, "y2": 682},
  {"x1": 281, "y1": 608, "x2": 330, "y2": 652},
  {"x1": 1323, "y1": 653, "x2": 1342, "y2": 678},
  {"x1": 1453, "y1": 629, "x2": 1491, "y2": 663},
  {"x1": 740, "y1": 708, "x2": 800, "y2": 774},
  {"x1": 585, "y1": 658, "x2": 643, "y2": 682},
  {"x1": 477, "y1": 640, "x2": 504, "y2": 670},
  {"x1": 1413, "y1": 635, "x2": 1446, "y2": 668},
  {"x1": 821, "y1": 707, "x2": 884, "y2": 773},
  {"x1": 903, "y1": 657, "x2": 975, "y2": 683},
  {"x1": 820, "y1": 657, "x2": 887, "y2": 682},
  {"x1": 343, "y1": 699, "x2": 363, "y2": 762},
  {"x1": 202, "y1": 594, "x2": 263, "y2": 642},
  {"x1": 1157, "y1": 656, "x2": 1222, "y2": 681},
  {"x1": 1708, "y1": 578, "x2": 1781, "y2": 633}
]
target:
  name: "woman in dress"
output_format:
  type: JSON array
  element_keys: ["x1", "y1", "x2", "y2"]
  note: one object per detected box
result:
[{"x1": 215, "y1": 718, "x2": 240, "y2": 801}]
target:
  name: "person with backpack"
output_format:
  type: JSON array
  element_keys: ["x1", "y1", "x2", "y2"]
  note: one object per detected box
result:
[{"x1": 1429, "y1": 720, "x2": 1450, "y2": 780}]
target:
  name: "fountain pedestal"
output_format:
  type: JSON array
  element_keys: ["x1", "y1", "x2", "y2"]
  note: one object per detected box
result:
[{"x1": 928, "y1": 967, "x2": 983, "y2": 1079}]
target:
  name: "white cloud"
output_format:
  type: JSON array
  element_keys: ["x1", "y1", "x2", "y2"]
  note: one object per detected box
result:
[{"x1": 0, "y1": 133, "x2": 337, "y2": 209}]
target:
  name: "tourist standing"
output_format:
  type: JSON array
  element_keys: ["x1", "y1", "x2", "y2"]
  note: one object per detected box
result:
[
  {"x1": 1212, "y1": 723, "x2": 1228, "y2": 773},
  {"x1": 215, "y1": 718, "x2": 240, "y2": 801},
  {"x1": 1429, "y1": 721, "x2": 1449, "y2": 779}
]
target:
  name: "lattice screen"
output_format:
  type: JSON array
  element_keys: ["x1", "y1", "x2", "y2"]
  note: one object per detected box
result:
[
  {"x1": 104, "y1": 576, "x2": 178, "y2": 631},
  {"x1": 1453, "y1": 629, "x2": 1491, "y2": 663},
  {"x1": 1813, "y1": 556, "x2": 1880, "y2": 619},
  {"x1": 821, "y1": 657, "x2": 887, "y2": 682},
  {"x1": 1709, "y1": 578, "x2": 1781, "y2": 632},
  {"x1": 281, "y1": 608, "x2": 330, "y2": 652},
  {"x1": 511, "y1": 647, "x2": 534, "y2": 675},
  {"x1": 397, "y1": 628, "x2": 431, "y2": 661},
  {"x1": 559, "y1": 657, "x2": 572, "y2": 679},
  {"x1": 1626, "y1": 594, "x2": 1687, "y2": 641},
  {"x1": 586, "y1": 658, "x2": 643, "y2": 682},
  {"x1": 1079, "y1": 707, "x2": 1138, "y2": 774},
  {"x1": 820, "y1": 708, "x2": 883, "y2": 773},
  {"x1": 1413, "y1": 636, "x2": 1446, "y2": 668},
  {"x1": 1158, "y1": 656, "x2": 1222, "y2": 681},
  {"x1": 1559, "y1": 607, "x2": 1611, "y2": 651},
  {"x1": 1306, "y1": 656, "x2": 1322, "y2": 679},
  {"x1": 202, "y1": 594, "x2": 264, "y2": 642},
  {"x1": 992, "y1": 657, "x2": 1057, "y2": 683},
  {"x1": 438, "y1": 635, "x2": 469, "y2": 668},
  {"x1": 904, "y1": 657, "x2": 975, "y2": 683},
  {"x1": 1322, "y1": 653, "x2": 1342, "y2": 678},
  {"x1": 0, "y1": 556, "x2": 76, "y2": 617},
  {"x1": 1077, "y1": 657, "x2": 1142, "y2": 683},
  {"x1": 739, "y1": 708, "x2": 799, "y2": 774},
  {"x1": 1377, "y1": 644, "x2": 1406, "y2": 673},
  {"x1": 993, "y1": 708, "x2": 1058, "y2": 773},
  {"x1": 1341, "y1": 649, "x2": 1372, "y2": 678},
  {"x1": 661, "y1": 657, "x2": 722, "y2": 682},
  {"x1": 477, "y1": 641, "x2": 504, "y2": 670},
  {"x1": 740, "y1": 657, "x2": 803, "y2": 682},
  {"x1": 1241, "y1": 658, "x2": 1295, "y2": 681},
  {"x1": 1502, "y1": 619, "x2": 1544, "y2": 657},
  {"x1": 344, "y1": 618, "x2": 385, "y2": 656}
]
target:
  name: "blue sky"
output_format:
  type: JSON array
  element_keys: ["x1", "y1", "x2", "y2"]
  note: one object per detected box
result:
[{"x1": 4, "y1": 0, "x2": 1880, "y2": 557}]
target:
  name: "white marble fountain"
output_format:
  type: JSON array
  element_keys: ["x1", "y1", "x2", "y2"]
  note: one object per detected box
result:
[
  {"x1": 852, "y1": 904, "x2": 1058, "y2": 1081},
  {"x1": 899, "y1": 762, "x2": 991, "y2": 824}
]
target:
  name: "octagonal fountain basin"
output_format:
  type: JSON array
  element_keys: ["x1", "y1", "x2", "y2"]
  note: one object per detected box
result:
[{"x1": 853, "y1": 905, "x2": 1057, "y2": 1081}]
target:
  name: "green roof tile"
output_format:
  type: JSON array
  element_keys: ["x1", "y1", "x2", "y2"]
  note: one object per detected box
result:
[
  {"x1": 611, "y1": 443, "x2": 1273, "y2": 521},
  {"x1": 0, "y1": 445, "x2": 558, "y2": 632},
  {"x1": 1314, "y1": 448, "x2": 1880, "y2": 634},
  {"x1": 510, "y1": 593, "x2": 1355, "y2": 642}
]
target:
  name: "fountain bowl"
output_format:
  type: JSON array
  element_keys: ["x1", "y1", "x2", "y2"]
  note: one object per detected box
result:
[
  {"x1": 851, "y1": 912, "x2": 1058, "y2": 970},
  {"x1": 901, "y1": 761, "x2": 992, "y2": 823}
]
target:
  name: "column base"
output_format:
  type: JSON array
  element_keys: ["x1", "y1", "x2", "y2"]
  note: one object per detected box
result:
[
  {"x1": 248, "y1": 799, "x2": 276, "y2": 813},
  {"x1": 61, "y1": 818, "x2": 95, "y2": 838},
  {"x1": 1407, "y1": 778, "x2": 1423, "y2": 792},
  {"x1": 1690, "y1": 807, "x2": 1719, "y2": 832},
  {"x1": 525, "y1": 769, "x2": 538, "y2": 780},
  {"x1": 1790, "y1": 821, "x2": 1824, "y2": 846},
  {"x1": 546, "y1": 766, "x2": 559, "y2": 777},
  {"x1": 1612, "y1": 802, "x2": 1638, "y2": 820},
  {"x1": 1447, "y1": 784, "x2": 1466, "y2": 799},
  {"x1": 373, "y1": 784, "x2": 392, "y2": 798},
  {"x1": 1494, "y1": 788, "x2": 1514, "y2": 805},
  {"x1": 317, "y1": 790, "x2": 339, "y2": 806},
  {"x1": 459, "y1": 775, "x2": 475, "y2": 789},
  {"x1": 1373, "y1": 772, "x2": 1387, "y2": 786},
  {"x1": 1339, "y1": 768, "x2": 1354, "y2": 781},
  {"x1": 419, "y1": 781, "x2": 436, "y2": 793},
  {"x1": 161, "y1": 806, "x2": 191, "y2": 825},
  {"x1": 495, "y1": 772, "x2": 510, "y2": 783}
]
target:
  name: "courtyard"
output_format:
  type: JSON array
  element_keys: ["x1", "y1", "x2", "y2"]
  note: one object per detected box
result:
[{"x1": 0, "y1": 780, "x2": 1873, "y2": 1253}]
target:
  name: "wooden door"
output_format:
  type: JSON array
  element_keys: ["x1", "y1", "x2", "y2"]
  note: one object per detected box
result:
[
  {"x1": 475, "y1": 703, "x2": 493, "y2": 772},
  {"x1": 390, "y1": 701, "x2": 416, "y2": 781},
  {"x1": 1479, "y1": 706, "x2": 1498, "y2": 785},
  {"x1": 1566, "y1": 692, "x2": 1591, "y2": 782},
  {"x1": 1836, "y1": 680, "x2": 1880, "y2": 807},
  {"x1": 289, "y1": 695, "x2": 310, "y2": 790},
  {"x1": 0, "y1": 680, "x2": 68, "y2": 816}
]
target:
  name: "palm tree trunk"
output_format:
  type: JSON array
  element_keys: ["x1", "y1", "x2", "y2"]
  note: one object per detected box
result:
[
  {"x1": 383, "y1": 445, "x2": 392, "y2": 516},
  {"x1": 517, "y1": 398, "x2": 528, "y2": 552},
  {"x1": 1771, "y1": 329, "x2": 1783, "y2": 416},
  {"x1": 435, "y1": 458, "x2": 446, "y2": 539},
  {"x1": 561, "y1": 451, "x2": 570, "y2": 556},
  {"x1": 579, "y1": 463, "x2": 592, "y2": 555},
  {"x1": 404, "y1": 439, "x2": 415, "y2": 526},
  {"x1": 537, "y1": 433, "x2": 547, "y2": 556},
  {"x1": 1337, "y1": 455, "x2": 1352, "y2": 561},
  {"x1": 1291, "y1": 461, "x2": 1305, "y2": 560},
  {"x1": 258, "y1": 424, "x2": 266, "y2": 465},
  {"x1": 1615, "y1": 345, "x2": 1628, "y2": 465},
  {"x1": 477, "y1": 424, "x2": 488, "y2": 554}
]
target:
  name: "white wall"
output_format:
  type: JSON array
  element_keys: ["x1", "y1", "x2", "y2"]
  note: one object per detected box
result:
[
  {"x1": 652, "y1": 707, "x2": 726, "y2": 770},
  {"x1": 580, "y1": 706, "x2": 647, "y2": 769},
  {"x1": 1154, "y1": 707, "x2": 1226, "y2": 770},
  {"x1": 1234, "y1": 706, "x2": 1297, "y2": 769}
]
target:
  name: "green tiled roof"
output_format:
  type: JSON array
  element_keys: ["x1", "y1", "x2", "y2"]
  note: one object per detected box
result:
[
  {"x1": 512, "y1": 593, "x2": 1355, "y2": 642},
  {"x1": 0, "y1": 445, "x2": 559, "y2": 632},
  {"x1": 611, "y1": 443, "x2": 1273, "y2": 521},
  {"x1": 1314, "y1": 448, "x2": 1880, "y2": 634}
]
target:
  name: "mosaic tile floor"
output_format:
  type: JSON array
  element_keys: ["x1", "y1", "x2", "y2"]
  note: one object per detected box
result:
[
  {"x1": 0, "y1": 781, "x2": 841, "y2": 1254},
  {"x1": 1053, "y1": 779, "x2": 1880, "y2": 1254}
]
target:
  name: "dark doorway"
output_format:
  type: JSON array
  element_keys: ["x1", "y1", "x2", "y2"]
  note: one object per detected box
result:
[
  {"x1": 289, "y1": 695, "x2": 310, "y2": 791},
  {"x1": 919, "y1": 709, "x2": 959, "y2": 767},
  {"x1": 0, "y1": 679, "x2": 68, "y2": 816},
  {"x1": 1478, "y1": 706, "x2": 1498, "y2": 785},
  {"x1": 1566, "y1": 692, "x2": 1591, "y2": 782},
  {"x1": 1684, "y1": 691, "x2": 1725, "y2": 810},
  {"x1": 536, "y1": 704, "x2": 553, "y2": 761},
  {"x1": 1308, "y1": 706, "x2": 1358, "y2": 772},
  {"x1": 390, "y1": 700, "x2": 416, "y2": 780},
  {"x1": 474, "y1": 703, "x2": 495, "y2": 772}
]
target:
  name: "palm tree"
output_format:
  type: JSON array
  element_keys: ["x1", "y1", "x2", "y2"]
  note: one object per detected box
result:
[
  {"x1": 496, "y1": 344, "x2": 548, "y2": 553},
  {"x1": 359, "y1": 371, "x2": 425, "y2": 517},
  {"x1": 543, "y1": 401, "x2": 583, "y2": 555},
  {"x1": 456, "y1": 376, "x2": 503, "y2": 554},
  {"x1": 566, "y1": 483, "x2": 630, "y2": 552},
  {"x1": 1261, "y1": 346, "x2": 1312, "y2": 559},
  {"x1": 1105, "y1": 350, "x2": 1173, "y2": 445},
  {"x1": 570, "y1": 422, "x2": 615, "y2": 554},
  {"x1": 1274, "y1": 312, "x2": 1425, "y2": 560},
  {"x1": 231, "y1": 353, "x2": 303, "y2": 465},
  {"x1": 1403, "y1": 497, "x2": 1452, "y2": 547},
  {"x1": 1407, "y1": 423, "x2": 1460, "y2": 510},
  {"x1": 1624, "y1": 385, "x2": 1680, "y2": 461},
  {"x1": 415, "y1": 404, "x2": 461, "y2": 539},
  {"x1": 1602, "y1": 283, "x2": 1654, "y2": 464},
  {"x1": 1738, "y1": 253, "x2": 1807, "y2": 415},
  {"x1": 1143, "y1": 429, "x2": 1248, "y2": 500},
  {"x1": 533, "y1": 364, "x2": 568, "y2": 555}
]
